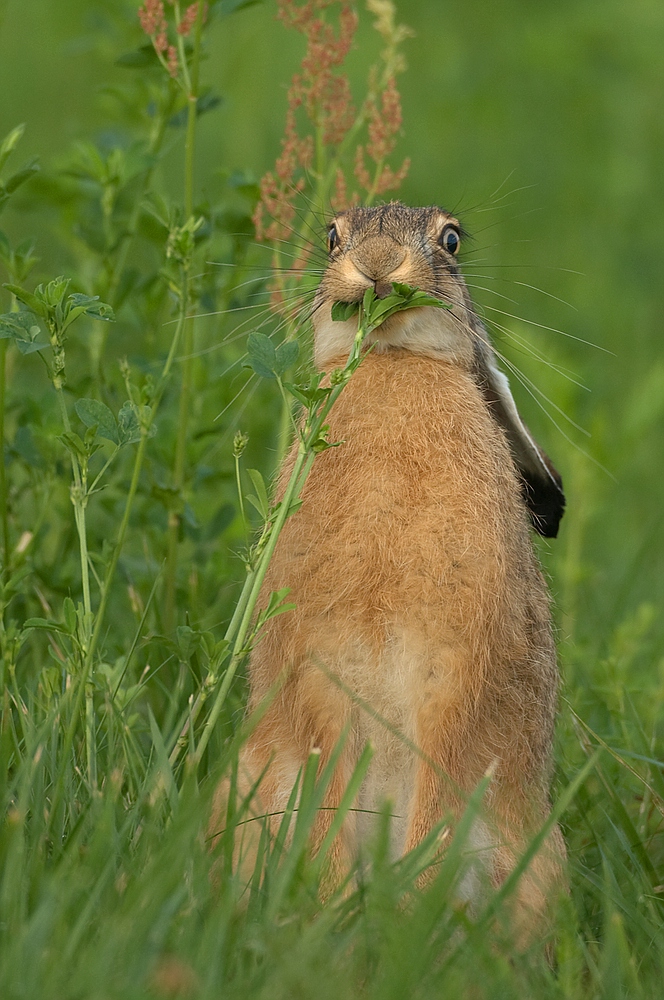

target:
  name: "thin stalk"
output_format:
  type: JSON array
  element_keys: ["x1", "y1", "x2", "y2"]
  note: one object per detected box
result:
[
  {"x1": 105, "y1": 83, "x2": 176, "y2": 307},
  {"x1": 55, "y1": 381, "x2": 96, "y2": 787},
  {"x1": 89, "y1": 272, "x2": 188, "y2": 670},
  {"x1": 190, "y1": 324, "x2": 367, "y2": 768},
  {"x1": 169, "y1": 319, "x2": 367, "y2": 770},
  {"x1": 163, "y1": 2, "x2": 206, "y2": 633},
  {"x1": 235, "y1": 453, "x2": 248, "y2": 543},
  {"x1": 192, "y1": 446, "x2": 310, "y2": 767},
  {"x1": 167, "y1": 565, "x2": 256, "y2": 765},
  {"x1": 0, "y1": 339, "x2": 9, "y2": 582},
  {"x1": 274, "y1": 355, "x2": 299, "y2": 469},
  {"x1": 54, "y1": 387, "x2": 91, "y2": 615}
]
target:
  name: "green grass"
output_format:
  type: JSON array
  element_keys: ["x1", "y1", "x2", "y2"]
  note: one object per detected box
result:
[{"x1": 0, "y1": 0, "x2": 663, "y2": 996}]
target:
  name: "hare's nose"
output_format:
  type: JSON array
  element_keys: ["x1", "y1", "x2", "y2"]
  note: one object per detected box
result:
[{"x1": 351, "y1": 237, "x2": 407, "y2": 285}]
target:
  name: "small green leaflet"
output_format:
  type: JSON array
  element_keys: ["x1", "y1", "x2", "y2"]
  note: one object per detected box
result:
[
  {"x1": 246, "y1": 468, "x2": 270, "y2": 519},
  {"x1": 331, "y1": 300, "x2": 359, "y2": 322},
  {"x1": 117, "y1": 401, "x2": 156, "y2": 445},
  {"x1": 254, "y1": 588, "x2": 297, "y2": 632},
  {"x1": 245, "y1": 332, "x2": 299, "y2": 380},
  {"x1": 0, "y1": 124, "x2": 26, "y2": 173},
  {"x1": 75, "y1": 398, "x2": 120, "y2": 445},
  {"x1": 0, "y1": 311, "x2": 45, "y2": 353}
]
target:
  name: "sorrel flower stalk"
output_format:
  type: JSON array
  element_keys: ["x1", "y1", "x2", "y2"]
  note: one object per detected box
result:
[{"x1": 252, "y1": 0, "x2": 413, "y2": 465}]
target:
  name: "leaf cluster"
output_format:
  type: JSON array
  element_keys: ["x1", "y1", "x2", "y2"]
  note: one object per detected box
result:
[{"x1": 331, "y1": 281, "x2": 451, "y2": 331}]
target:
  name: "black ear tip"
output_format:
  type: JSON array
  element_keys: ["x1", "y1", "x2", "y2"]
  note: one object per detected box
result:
[{"x1": 521, "y1": 475, "x2": 566, "y2": 538}]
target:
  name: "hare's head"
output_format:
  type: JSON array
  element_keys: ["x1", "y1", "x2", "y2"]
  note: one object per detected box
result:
[
  {"x1": 314, "y1": 203, "x2": 476, "y2": 369},
  {"x1": 313, "y1": 202, "x2": 566, "y2": 538}
]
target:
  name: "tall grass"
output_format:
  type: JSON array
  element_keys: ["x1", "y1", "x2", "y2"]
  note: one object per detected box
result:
[{"x1": 0, "y1": 2, "x2": 662, "y2": 997}]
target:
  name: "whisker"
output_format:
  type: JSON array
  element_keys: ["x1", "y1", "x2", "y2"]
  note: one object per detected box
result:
[
  {"x1": 479, "y1": 303, "x2": 612, "y2": 354},
  {"x1": 492, "y1": 346, "x2": 590, "y2": 436},
  {"x1": 490, "y1": 322, "x2": 590, "y2": 391},
  {"x1": 494, "y1": 349, "x2": 616, "y2": 480}
]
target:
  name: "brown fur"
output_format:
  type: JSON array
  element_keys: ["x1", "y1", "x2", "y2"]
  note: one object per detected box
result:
[{"x1": 212, "y1": 203, "x2": 566, "y2": 932}]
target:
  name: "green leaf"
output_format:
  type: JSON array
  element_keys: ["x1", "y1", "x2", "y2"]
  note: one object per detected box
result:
[
  {"x1": 63, "y1": 597, "x2": 77, "y2": 635},
  {"x1": 40, "y1": 276, "x2": 71, "y2": 308},
  {"x1": 274, "y1": 338, "x2": 299, "y2": 377},
  {"x1": 60, "y1": 430, "x2": 88, "y2": 463},
  {"x1": 281, "y1": 382, "x2": 311, "y2": 407},
  {"x1": 4, "y1": 157, "x2": 39, "y2": 195},
  {"x1": 255, "y1": 588, "x2": 296, "y2": 631},
  {"x1": 169, "y1": 91, "x2": 224, "y2": 129},
  {"x1": 148, "y1": 707, "x2": 178, "y2": 813},
  {"x1": 331, "y1": 300, "x2": 360, "y2": 322},
  {"x1": 362, "y1": 286, "x2": 376, "y2": 315},
  {"x1": 118, "y1": 401, "x2": 155, "y2": 445},
  {"x1": 118, "y1": 403, "x2": 141, "y2": 444},
  {"x1": 75, "y1": 398, "x2": 119, "y2": 445},
  {"x1": 0, "y1": 124, "x2": 25, "y2": 174},
  {"x1": 246, "y1": 468, "x2": 270, "y2": 519},
  {"x1": 175, "y1": 625, "x2": 202, "y2": 662},
  {"x1": 364, "y1": 283, "x2": 450, "y2": 331},
  {"x1": 391, "y1": 282, "x2": 415, "y2": 298},
  {"x1": 68, "y1": 293, "x2": 115, "y2": 320},
  {"x1": 0, "y1": 311, "x2": 40, "y2": 341},
  {"x1": 23, "y1": 617, "x2": 68, "y2": 633},
  {"x1": 281, "y1": 373, "x2": 330, "y2": 407},
  {"x1": 246, "y1": 331, "x2": 277, "y2": 379},
  {"x1": 2, "y1": 284, "x2": 48, "y2": 319},
  {"x1": 62, "y1": 295, "x2": 115, "y2": 332},
  {"x1": 14, "y1": 338, "x2": 46, "y2": 355}
]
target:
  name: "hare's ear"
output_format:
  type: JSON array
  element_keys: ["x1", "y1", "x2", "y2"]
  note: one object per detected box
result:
[{"x1": 473, "y1": 337, "x2": 565, "y2": 538}]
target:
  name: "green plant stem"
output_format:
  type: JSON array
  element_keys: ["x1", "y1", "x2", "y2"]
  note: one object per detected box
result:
[
  {"x1": 0, "y1": 339, "x2": 9, "y2": 582},
  {"x1": 164, "y1": 4, "x2": 206, "y2": 634},
  {"x1": 274, "y1": 354, "x2": 298, "y2": 469},
  {"x1": 54, "y1": 381, "x2": 96, "y2": 786},
  {"x1": 235, "y1": 454, "x2": 248, "y2": 543},
  {"x1": 193, "y1": 447, "x2": 314, "y2": 767},
  {"x1": 163, "y1": 265, "x2": 191, "y2": 633},
  {"x1": 167, "y1": 563, "x2": 256, "y2": 765},
  {"x1": 172, "y1": 321, "x2": 368, "y2": 771}
]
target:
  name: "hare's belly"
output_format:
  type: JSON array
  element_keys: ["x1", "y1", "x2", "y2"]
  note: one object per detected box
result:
[{"x1": 330, "y1": 625, "x2": 458, "y2": 857}]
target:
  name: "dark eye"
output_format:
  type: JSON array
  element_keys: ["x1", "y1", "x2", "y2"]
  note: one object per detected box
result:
[
  {"x1": 439, "y1": 224, "x2": 460, "y2": 256},
  {"x1": 327, "y1": 225, "x2": 339, "y2": 253}
]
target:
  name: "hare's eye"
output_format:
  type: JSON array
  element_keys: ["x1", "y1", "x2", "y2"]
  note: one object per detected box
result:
[
  {"x1": 327, "y1": 225, "x2": 339, "y2": 253},
  {"x1": 439, "y1": 225, "x2": 460, "y2": 256}
]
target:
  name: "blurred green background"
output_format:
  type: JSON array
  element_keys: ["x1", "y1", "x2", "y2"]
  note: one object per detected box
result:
[
  {"x1": 0, "y1": 3, "x2": 663, "y2": 994},
  {"x1": 0, "y1": 0, "x2": 663, "y2": 687}
]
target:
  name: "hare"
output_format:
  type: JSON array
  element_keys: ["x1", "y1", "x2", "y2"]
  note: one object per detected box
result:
[{"x1": 215, "y1": 203, "x2": 567, "y2": 929}]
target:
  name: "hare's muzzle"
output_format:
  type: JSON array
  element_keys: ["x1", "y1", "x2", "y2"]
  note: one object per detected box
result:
[{"x1": 350, "y1": 237, "x2": 407, "y2": 293}]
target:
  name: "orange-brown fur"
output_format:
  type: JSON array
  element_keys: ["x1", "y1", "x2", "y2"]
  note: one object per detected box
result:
[{"x1": 213, "y1": 204, "x2": 566, "y2": 930}]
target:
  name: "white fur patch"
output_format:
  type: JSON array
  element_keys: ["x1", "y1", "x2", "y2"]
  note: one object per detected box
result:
[{"x1": 314, "y1": 305, "x2": 475, "y2": 370}]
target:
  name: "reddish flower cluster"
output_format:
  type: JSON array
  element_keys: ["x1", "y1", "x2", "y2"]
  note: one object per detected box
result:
[
  {"x1": 254, "y1": 0, "x2": 410, "y2": 256},
  {"x1": 254, "y1": 0, "x2": 358, "y2": 241},
  {"x1": 177, "y1": 2, "x2": 208, "y2": 37},
  {"x1": 354, "y1": 76, "x2": 409, "y2": 196},
  {"x1": 138, "y1": 0, "x2": 179, "y2": 77},
  {"x1": 139, "y1": 0, "x2": 167, "y2": 44}
]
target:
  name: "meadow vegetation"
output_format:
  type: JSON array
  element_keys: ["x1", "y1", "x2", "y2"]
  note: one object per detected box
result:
[{"x1": 0, "y1": 1, "x2": 662, "y2": 996}]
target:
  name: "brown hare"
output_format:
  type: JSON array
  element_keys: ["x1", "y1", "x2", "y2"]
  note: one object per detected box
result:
[{"x1": 215, "y1": 202, "x2": 567, "y2": 931}]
